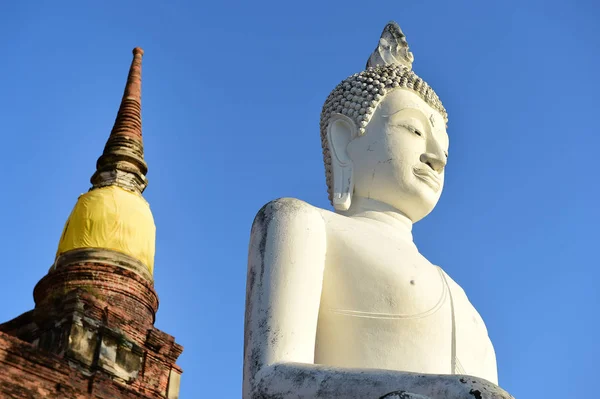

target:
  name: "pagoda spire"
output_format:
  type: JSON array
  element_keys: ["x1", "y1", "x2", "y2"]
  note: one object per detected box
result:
[
  {"x1": 0, "y1": 47, "x2": 183, "y2": 398},
  {"x1": 90, "y1": 47, "x2": 148, "y2": 194}
]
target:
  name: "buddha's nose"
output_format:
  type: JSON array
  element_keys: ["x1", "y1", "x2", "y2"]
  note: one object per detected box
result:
[{"x1": 420, "y1": 152, "x2": 446, "y2": 173}]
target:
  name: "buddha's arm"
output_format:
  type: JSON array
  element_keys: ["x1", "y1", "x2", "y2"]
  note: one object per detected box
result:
[{"x1": 243, "y1": 198, "x2": 512, "y2": 399}]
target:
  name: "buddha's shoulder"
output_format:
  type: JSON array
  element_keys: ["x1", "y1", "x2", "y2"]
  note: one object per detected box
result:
[{"x1": 252, "y1": 197, "x2": 340, "y2": 231}]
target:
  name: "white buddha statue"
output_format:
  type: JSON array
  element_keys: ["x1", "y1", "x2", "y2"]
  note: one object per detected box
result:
[{"x1": 243, "y1": 22, "x2": 514, "y2": 399}]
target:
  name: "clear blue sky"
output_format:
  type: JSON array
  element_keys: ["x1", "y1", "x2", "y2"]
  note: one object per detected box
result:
[{"x1": 1, "y1": 1, "x2": 598, "y2": 398}]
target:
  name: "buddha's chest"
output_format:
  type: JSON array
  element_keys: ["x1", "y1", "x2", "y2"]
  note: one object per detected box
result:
[
  {"x1": 316, "y1": 226, "x2": 495, "y2": 377},
  {"x1": 321, "y1": 232, "x2": 446, "y2": 317}
]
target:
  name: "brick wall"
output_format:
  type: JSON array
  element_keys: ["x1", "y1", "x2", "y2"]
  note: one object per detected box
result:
[
  {"x1": 0, "y1": 258, "x2": 182, "y2": 399},
  {"x1": 0, "y1": 331, "x2": 156, "y2": 398}
]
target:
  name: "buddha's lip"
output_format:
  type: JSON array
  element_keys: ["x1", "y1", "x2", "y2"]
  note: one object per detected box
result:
[{"x1": 413, "y1": 167, "x2": 441, "y2": 191}]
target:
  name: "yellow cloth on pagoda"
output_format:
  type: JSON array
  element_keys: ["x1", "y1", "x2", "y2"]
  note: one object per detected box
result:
[{"x1": 56, "y1": 185, "x2": 156, "y2": 274}]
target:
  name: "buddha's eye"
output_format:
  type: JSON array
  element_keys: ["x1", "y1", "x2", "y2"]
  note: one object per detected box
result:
[
  {"x1": 391, "y1": 124, "x2": 424, "y2": 137},
  {"x1": 402, "y1": 125, "x2": 422, "y2": 137}
]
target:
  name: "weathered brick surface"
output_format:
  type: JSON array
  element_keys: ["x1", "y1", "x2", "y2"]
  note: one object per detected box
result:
[
  {"x1": 0, "y1": 331, "x2": 161, "y2": 398},
  {"x1": 0, "y1": 262, "x2": 183, "y2": 398},
  {"x1": 33, "y1": 262, "x2": 158, "y2": 345}
]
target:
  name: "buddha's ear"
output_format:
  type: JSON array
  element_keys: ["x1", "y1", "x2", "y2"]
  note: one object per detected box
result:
[{"x1": 327, "y1": 113, "x2": 358, "y2": 211}]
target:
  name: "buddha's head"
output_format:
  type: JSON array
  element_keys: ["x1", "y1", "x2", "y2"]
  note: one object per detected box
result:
[{"x1": 320, "y1": 22, "x2": 449, "y2": 223}]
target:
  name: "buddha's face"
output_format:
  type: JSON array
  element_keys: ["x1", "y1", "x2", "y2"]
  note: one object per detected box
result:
[{"x1": 347, "y1": 88, "x2": 449, "y2": 222}]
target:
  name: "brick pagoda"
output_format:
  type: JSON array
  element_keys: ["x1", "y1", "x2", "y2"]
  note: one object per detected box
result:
[{"x1": 0, "y1": 48, "x2": 183, "y2": 399}]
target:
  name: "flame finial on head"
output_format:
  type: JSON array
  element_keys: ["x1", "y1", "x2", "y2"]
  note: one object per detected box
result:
[
  {"x1": 366, "y1": 21, "x2": 414, "y2": 70},
  {"x1": 320, "y1": 22, "x2": 447, "y2": 205}
]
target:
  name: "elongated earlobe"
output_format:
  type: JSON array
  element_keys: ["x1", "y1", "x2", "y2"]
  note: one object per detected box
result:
[{"x1": 327, "y1": 114, "x2": 358, "y2": 211}]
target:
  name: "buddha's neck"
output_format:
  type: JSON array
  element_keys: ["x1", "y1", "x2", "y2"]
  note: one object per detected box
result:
[{"x1": 339, "y1": 196, "x2": 414, "y2": 244}]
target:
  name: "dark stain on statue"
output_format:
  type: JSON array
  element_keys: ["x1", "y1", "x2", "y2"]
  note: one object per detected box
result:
[
  {"x1": 252, "y1": 204, "x2": 269, "y2": 283},
  {"x1": 247, "y1": 269, "x2": 256, "y2": 297},
  {"x1": 258, "y1": 315, "x2": 269, "y2": 331},
  {"x1": 291, "y1": 368, "x2": 313, "y2": 388},
  {"x1": 469, "y1": 389, "x2": 483, "y2": 399},
  {"x1": 270, "y1": 333, "x2": 279, "y2": 346},
  {"x1": 379, "y1": 390, "x2": 406, "y2": 398},
  {"x1": 249, "y1": 346, "x2": 262, "y2": 379}
]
